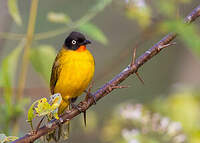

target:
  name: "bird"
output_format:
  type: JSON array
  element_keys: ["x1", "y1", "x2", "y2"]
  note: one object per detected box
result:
[{"x1": 48, "y1": 31, "x2": 95, "y2": 141}]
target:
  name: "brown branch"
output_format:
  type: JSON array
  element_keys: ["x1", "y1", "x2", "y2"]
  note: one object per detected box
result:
[{"x1": 12, "y1": 5, "x2": 200, "y2": 143}]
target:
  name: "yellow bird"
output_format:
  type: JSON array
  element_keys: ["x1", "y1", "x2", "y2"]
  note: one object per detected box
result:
[{"x1": 49, "y1": 31, "x2": 95, "y2": 141}]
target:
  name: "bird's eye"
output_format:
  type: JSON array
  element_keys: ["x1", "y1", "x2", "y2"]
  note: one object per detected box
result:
[{"x1": 72, "y1": 40, "x2": 76, "y2": 45}]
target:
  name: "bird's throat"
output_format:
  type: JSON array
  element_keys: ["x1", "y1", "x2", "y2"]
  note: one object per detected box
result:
[{"x1": 77, "y1": 45, "x2": 86, "y2": 52}]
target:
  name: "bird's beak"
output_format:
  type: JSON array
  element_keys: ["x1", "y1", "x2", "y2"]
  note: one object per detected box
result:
[{"x1": 83, "y1": 39, "x2": 91, "y2": 45}]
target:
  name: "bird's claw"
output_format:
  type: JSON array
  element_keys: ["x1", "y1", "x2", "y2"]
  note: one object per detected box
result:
[
  {"x1": 70, "y1": 103, "x2": 83, "y2": 112},
  {"x1": 84, "y1": 82, "x2": 97, "y2": 105}
]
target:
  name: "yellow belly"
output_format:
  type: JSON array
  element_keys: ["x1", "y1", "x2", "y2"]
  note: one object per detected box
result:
[{"x1": 54, "y1": 48, "x2": 95, "y2": 103}]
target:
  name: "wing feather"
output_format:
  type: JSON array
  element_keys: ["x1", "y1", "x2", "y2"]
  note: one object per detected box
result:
[{"x1": 50, "y1": 53, "x2": 62, "y2": 94}]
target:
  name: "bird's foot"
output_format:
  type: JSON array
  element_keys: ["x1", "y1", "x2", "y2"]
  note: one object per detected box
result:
[
  {"x1": 70, "y1": 102, "x2": 82, "y2": 113},
  {"x1": 84, "y1": 90, "x2": 97, "y2": 105},
  {"x1": 84, "y1": 82, "x2": 97, "y2": 104},
  {"x1": 70, "y1": 100, "x2": 87, "y2": 127}
]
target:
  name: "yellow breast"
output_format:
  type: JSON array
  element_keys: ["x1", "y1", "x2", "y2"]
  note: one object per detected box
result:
[{"x1": 54, "y1": 48, "x2": 95, "y2": 102}]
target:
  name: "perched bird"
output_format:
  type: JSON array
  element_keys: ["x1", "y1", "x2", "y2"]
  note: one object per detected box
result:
[{"x1": 48, "y1": 31, "x2": 95, "y2": 141}]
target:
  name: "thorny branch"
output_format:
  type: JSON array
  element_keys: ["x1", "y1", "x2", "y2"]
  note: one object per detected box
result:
[{"x1": 12, "y1": 5, "x2": 200, "y2": 143}]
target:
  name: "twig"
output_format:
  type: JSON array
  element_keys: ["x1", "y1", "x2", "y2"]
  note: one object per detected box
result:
[
  {"x1": 16, "y1": 0, "x2": 39, "y2": 100},
  {"x1": 35, "y1": 117, "x2": 45, "y2": 134},
  {"x1": 131, "y1": 47, "x2": 137, "y2": 67},
  {"x1": 135, "y1": 72, "x2": 144, "y2": 85},
  {"x1": 13, "y1": 0, "x2": 39, "y2": 135},
  {"x1": 12, "y1": 4, "x2": 200, "y2": 143},
  {"x1": 130, "y1": 47, "x2": 145, "y2": 84}
]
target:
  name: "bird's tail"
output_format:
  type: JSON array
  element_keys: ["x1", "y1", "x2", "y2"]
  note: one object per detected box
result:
[{"x1": 43, "y1": 100, "x2": 70, "y2": 142}]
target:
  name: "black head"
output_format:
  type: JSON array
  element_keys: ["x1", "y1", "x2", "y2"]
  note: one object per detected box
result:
[{"x1": 64, "y1": 31, "x2": 91, "y2": 50}]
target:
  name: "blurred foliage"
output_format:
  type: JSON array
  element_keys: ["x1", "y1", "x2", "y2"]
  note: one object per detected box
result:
[
  {"x1": 0, "y1": 40, "x2": 24, "y2": 88},
  {"x1": 30, "y1": 45, "x2": 56, "y2": 83},
  {"x1": 0, "y1": 40, "x2": 30, "y2": 134},
  {"x1": 8, "y1": 0, "x2": 22, "y2": 26},
  {"x1": 156, "y1": 0, "x2": 200, "y2": 57},
  {"x1": 79, "y1": 22, "x2": 108, "y2": 45},
  {"x1": 157, "y1": 0, "x2": 190, "y2": 17},
  {"x1": 101, "y1": 103, "x2": 187, "y2": 143},
  {"x1": 151, "y1": 88, "x2": 200, "y2": 143},
  {"x1": 0, "y1": 133, "x2": 18, "y2": 143},
  {"x1": 47, "y1": 12, "x2": 71, "y2": 24},
  {"x1": 47, "y1": 12, "x2": 108, "y2": 45},
  {"x1": 160, "y1": 21, "x2": 200, "y2": 57},
  {"x1": 125, "y1": 0, "x2": 152, "y2": 28}
]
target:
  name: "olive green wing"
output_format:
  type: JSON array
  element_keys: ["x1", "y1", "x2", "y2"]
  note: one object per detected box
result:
[{"x1": 50, "y1": 55, "x2": 62, "y2": 95}]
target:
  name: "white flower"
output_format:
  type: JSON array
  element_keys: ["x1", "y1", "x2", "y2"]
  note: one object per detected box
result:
[
  {"x1": 120, "y1": 104, "x2": 142, "y2": 120},
  {"x1": 133, "y1": 0, "x2": 146, "y2": 8},
  {"x1": 129, "y1": 139, "x2": 140, "y2": 143},
  {"x1": 168, "y1": 122, "x2": 182, "y2": 135},
  {"x1": 122, "y1": 129, "x2": 139, "y2": 141},
  {"x1": 160, "y1": 117, "x2": 170, "y2": 130}
]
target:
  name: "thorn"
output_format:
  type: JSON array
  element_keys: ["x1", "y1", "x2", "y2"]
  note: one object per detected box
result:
[
  {"x1": 135, "y1": 72, "x2": 144, "y2": 85},
  {"x1": 83, "y1": 111, "x2": 87, "y2": 127},
  {"x1": 35, "y1": 116, "x2": 45, "y2": 134},
  {"x1": 106, "y1": 85, "x2": 130, "y2": 93},
  {"x1": 70, "y1": 100, "x2": 87, "y2": 127},
  {"x1": 157, "y1": 42, "x2": 176, "y2": 51},
  {"x1": 131, "y1": 47, "x2": 137, "y2": 67}
]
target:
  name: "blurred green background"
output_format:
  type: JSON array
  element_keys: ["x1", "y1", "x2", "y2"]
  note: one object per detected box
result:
[{"x1": 0, "y1": 0, "x2": 200, "y2": 142}]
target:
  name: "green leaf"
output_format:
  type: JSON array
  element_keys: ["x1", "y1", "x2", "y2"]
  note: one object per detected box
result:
[
  {"x1": 30, "y1": 45, "x2": 56, "y2": 83},
  {"x1": 78, "y1": 22, "x2": 108, "y2": 45},
  {"x1": 89, "y1": 0, "x2": 112, "y2": 13},
  {"x1": 34, "y1": 94, "x2": 62, "y2": 119},
  {"x1": 8, "y1": 0, "x2": 22, "y2": 26},
  {"x1": 157, "y1": 0, "x2": 176, "y2": 17},
  {"x1": 27, "y1": 93, "x2": 62, "y2": 128},
  {"x1": 0, "y1": 41, "x2": 24, "y2": 87},
  {"x1": 27, "y1": 99, "x2": 45, "y2": 130},
  {"x1": 35, "y1": 98, "x2": 51, "y2": 116},
  {"x1": 47, "y1": 12, "x2": 71, "y2": 24},
  {"x1": 27, "y1": 100, "x2": 37, "y2": 123}
]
